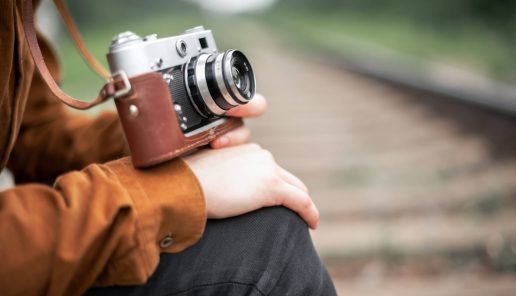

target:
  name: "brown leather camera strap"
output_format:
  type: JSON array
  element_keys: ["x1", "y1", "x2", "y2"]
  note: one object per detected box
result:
[
  {"x1": 53, "y1": 0, "x2": 111, "y2": 79},
  {"x1": 20, "y1": 0, "x2": 123, "y2": 110}
]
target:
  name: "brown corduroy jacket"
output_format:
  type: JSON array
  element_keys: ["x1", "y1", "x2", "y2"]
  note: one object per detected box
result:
[{"x1": 0, "y1": 0, "x2": 207, "y2": 295}]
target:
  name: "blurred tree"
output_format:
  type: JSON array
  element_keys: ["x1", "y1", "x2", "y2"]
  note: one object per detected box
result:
[
  {"x1": 65, "y1": 0, "x2": 196, "y2": 25},
  {"x1": 275, "y1": 0, "x2": 516, "y2": 27},
  {"x1": 274, "y1": 0, "x2": 516, "y2": 41},
  {"x1": 64, "y1": 0, "x2": 516, "y2": 35}
]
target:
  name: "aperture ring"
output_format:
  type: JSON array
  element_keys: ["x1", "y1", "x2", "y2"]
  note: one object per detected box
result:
[
  {"x1": 195, "y1": 54, "x2": 226, "y2": 116},
  {"x1": 185, "y1": 57, "x2": 211, "y2": 118}
]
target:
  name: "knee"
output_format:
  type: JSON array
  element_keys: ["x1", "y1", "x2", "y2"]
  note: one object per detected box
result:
[
  {"x1": 249, "y1": 206, "x2": 310, "y2": 241},
  {"x1": 255, "y1": 206, "x2": 307, "y2": 227}
]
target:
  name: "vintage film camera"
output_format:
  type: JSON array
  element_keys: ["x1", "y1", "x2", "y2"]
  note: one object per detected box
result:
[{"x1": 107, "y1": 26, "x2": 256, "y2": 167}]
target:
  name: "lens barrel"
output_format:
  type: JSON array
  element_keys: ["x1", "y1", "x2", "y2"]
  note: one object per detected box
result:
[{"x1": 185, "y1": 50, "x2": 256, "y2": 118}]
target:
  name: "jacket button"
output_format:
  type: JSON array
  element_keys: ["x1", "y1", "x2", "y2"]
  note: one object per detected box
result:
[{"x1": 159, "y1": 235, "x2": 174, "y2": 249}]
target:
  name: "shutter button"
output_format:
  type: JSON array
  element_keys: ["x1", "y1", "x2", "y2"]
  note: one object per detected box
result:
[{"x1": 159, "y1": 235, "x2": 174, "y2": 249}]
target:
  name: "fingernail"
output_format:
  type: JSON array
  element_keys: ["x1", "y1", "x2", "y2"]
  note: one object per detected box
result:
[
  {"x1": 313, "y1": 205, "x2": 320, "y2": 229},
  {"x1": 217, "y1": 136, "x2": 230, "y2": 147}
]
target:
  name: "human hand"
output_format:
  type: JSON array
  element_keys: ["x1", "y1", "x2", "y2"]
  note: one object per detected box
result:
[
  {"x1": 210, "y1": 94, "x2": 267, "y2": 149},
  {"x1": 183, "y1": 143, "x2": 319, "y2": 229}
]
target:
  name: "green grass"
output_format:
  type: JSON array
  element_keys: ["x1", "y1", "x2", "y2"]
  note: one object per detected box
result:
[{"x1": 258, "y1": 11, "x2": 516, "y2": 83}]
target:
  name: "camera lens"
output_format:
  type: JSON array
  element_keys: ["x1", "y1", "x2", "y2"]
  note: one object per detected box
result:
[
  {"x1": 232, "y1": 65, "x2": 250, "y2": 95},
  {"x1": 185, "y1": 50, "x2": 256, "y2": 118},
  {"x1": 226, "y1": 51, "x2": 253, "y2": 101},
  {"x1": 232, "y1": 67, "x2": 243, "y2": 89}
]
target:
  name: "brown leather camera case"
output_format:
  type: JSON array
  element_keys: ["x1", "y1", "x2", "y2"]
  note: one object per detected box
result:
[{"x1": 115, "y1": 73, "x2": 243, "y2": 168}]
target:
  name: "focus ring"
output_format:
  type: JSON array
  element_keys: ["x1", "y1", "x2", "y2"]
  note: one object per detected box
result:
[{"x1": 213, "y1": 53, "x2": 240, "y2": 106}]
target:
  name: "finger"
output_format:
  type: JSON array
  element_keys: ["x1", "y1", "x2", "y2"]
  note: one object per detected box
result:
[
  {"x1": 277, "y1": 167, "x2": 309, "y2": 193},
  {"x1": 225, "y1": 93, "x2": 267, "y2": 118},
  {"x1": 210, "y1": 126, "x2": 251, "y2": 149},
  {"x1": 275, "y1": 183, "x2": 319, "y2": 229}
]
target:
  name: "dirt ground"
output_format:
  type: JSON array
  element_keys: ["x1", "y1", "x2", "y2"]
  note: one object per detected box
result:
[{"x1": 236, "y1": 24, "x2": 516, "y2": 295}]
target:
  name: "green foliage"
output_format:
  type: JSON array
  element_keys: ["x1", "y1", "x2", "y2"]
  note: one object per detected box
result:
[
  {"x1": 264, "y1": 0, "x2": 516, "y2": 82},
  {"x1": 275, "y1": 0, "x2": 516, "y2": 38},
  {"x1": 65, "y1": 0, "x2": 197, "y2": 26},
  {"x1": 57, "y1": 0, "x2": 516, "y2": 91}
]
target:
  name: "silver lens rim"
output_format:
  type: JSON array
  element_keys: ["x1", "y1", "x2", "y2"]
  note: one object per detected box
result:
[
  {"x1": 223, "y1": 50, "x2": 255, "y2": 103},
  {"x1": 195, "y1": 54, "x2": 226, "y2": 116},
  {"x1": 214, "y1": 53, "x2": 239, "y2": 106}
]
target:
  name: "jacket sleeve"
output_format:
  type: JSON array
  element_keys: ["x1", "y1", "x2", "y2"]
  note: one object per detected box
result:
[
  {"x1": 7, "y1": 33, "x2": 129, "y2": 184},
  {"x1": 0, "y1": 156, "x2": 206, "y2": 296}
]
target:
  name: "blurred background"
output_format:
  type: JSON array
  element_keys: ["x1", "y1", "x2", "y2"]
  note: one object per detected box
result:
[{"x1": 37, "y1": 0, "x2": 516, "y2": 294}]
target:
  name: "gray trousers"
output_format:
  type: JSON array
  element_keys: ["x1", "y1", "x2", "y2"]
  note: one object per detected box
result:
[{"x1": 86, "y1": 207, "x2": 337, "y2": 295}]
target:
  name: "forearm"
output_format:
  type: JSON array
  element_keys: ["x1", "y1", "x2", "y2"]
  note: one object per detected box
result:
[
  {"x1": 0, "y1": 157, "x2": 206, "y2": 296},
  {"x1": 8, "y1": 109, "x2": 128, "y2": 184},
  {"x1": 7, "y1": 65, "x2": 128, "y2": 183}
]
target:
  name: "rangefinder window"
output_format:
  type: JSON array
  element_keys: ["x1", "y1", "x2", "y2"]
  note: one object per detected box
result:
[{"x1": 199, "y1": 37, "x2": 208, "y2": 49}]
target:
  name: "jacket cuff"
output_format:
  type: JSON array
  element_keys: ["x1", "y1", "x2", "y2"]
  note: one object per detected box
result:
[{"x1": 99, "y1": 156, "x2": 206, "y2": 285}]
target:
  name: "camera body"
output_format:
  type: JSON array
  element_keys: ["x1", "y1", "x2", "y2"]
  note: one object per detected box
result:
[
  {"x1": 106, "y1": 26, "x2": 256, "y2": 167},
  {"x1": 108, "y1": 26, "x2": 255, "y2": 136}
]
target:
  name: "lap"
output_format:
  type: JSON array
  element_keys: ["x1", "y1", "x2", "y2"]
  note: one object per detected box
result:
[{"x1": 86, "y1": 207, "x2": 336, "y2": 296}]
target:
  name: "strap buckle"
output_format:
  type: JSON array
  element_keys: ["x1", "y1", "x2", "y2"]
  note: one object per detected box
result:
[{"x1": 111, "y1": 71, "x2": 132, "y2": 99}]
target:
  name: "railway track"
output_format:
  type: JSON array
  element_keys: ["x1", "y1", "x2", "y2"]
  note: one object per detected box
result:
[{"x1": 231, "y1": 23, "x2": 516, "y2": 295}]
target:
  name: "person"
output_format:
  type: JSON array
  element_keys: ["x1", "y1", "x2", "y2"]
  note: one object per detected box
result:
[{"x1": 0, "y1": 0, "x2": 337, "y2": 295}]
